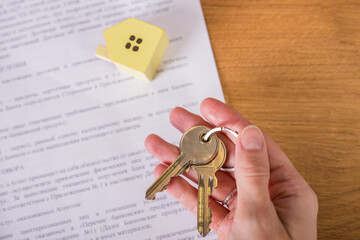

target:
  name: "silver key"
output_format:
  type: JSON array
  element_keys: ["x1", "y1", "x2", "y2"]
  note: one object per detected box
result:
[
  {"x1": 145, "y1": 126, "x2": 219, "y2": 200},
  {"x1": 192, "y1": 140, "x2": 226, "y2": 236}
]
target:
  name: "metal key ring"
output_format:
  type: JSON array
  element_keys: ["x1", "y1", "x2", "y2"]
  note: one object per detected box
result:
[{"x1": 203, "y1": 127, "x2": 238, "y2": 172}]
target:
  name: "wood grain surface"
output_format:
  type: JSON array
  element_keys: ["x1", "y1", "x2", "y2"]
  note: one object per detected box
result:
[{"x1": 200, "y1": 0, "x2": 360, "y2": 239}]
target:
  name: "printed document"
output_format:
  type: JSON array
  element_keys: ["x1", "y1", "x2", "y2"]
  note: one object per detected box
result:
[{"x1": 0, "y1": 0, "x2": 224, "y2": 239}]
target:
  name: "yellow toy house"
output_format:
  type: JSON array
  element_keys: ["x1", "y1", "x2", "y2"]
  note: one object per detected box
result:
[{"x1": 96, "y1": 18, "x2": 169, "y2": 81}]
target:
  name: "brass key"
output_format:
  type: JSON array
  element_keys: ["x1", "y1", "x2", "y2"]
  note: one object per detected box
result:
[
  {"x1": 145, "y1": 126, "x2": 219, "y2": 200},
  {"x1": 192, "y1": 139, "x2": 226, "y2": 237}
]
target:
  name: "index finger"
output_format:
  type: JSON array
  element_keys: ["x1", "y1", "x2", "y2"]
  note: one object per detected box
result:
[{"x1": 200, "y1": 98, "x2": 299, "y2": 176}]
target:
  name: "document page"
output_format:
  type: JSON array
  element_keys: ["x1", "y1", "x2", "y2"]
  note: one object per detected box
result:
[{"x1": 0, "y1": 0, "x2": 224, "y2": 239}]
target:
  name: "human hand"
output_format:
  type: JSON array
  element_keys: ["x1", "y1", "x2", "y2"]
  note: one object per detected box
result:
[{"x1": 145, "y1": 98, "x2": 318, "y2": 240}]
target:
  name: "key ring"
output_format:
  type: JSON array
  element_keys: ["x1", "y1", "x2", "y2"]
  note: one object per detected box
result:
[{"x1": 203, "y1": 127, "x2": 238, "y2": 172}]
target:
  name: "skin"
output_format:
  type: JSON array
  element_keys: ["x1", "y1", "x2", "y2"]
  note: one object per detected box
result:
[{"x1": 145, "y1": 98, "x2": 318, "y2": 240}]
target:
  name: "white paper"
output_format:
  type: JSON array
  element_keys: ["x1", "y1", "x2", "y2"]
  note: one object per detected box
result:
[{"x1": 0, "y1": 0, "x2": 224, "y2": 239}]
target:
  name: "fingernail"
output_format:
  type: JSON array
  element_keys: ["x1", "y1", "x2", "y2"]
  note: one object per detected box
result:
[{"x1": 241, "y1": 125, "x2": 264, "y2": 151}]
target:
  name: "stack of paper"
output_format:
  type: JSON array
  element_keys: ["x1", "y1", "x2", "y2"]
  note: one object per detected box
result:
[{"x1": 0, "y1": 0, "x2": 224, "y2": 239}]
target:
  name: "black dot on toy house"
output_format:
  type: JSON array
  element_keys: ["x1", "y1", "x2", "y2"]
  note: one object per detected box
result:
[
  {"x1": 129, "y1": 35, "x2": 136, "y2": 41},
  {"x1": 125, "y1": 42, "x2": 131, "y2": 49},
  {"x1": 136, "y1": 38, "x2": 142, "y2": 44},
  {"x1": 133, "y1": 46, "x2": 139, "y2": 52}
]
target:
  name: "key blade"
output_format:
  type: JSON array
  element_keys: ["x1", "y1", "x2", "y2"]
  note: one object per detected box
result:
[
  {"x1": 197, "y1": 174, "x2": 212, "y2": 237},
  {"x1": 145, "y1": 153, "x2": 190, "y2": 200},
  {"x1": 192, "y1": 139, "x2": 226, "y2": 237}
]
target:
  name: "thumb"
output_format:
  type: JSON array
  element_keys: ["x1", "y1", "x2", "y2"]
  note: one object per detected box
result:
[{"x1": 235, "y1": 125, "x2": 271, "y2": 205}]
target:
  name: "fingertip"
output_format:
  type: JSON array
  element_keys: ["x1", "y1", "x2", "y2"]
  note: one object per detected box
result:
[
  {"x1": 201, "y1": 98, "x2": 250, "y2": 137},
  {"x1": 240, "y1": 125, "x2": 265, "y2": 152},
  {"x1": 200, "y1": 98, "x2": 229, "y2": 123},
  {"x1": 154, "y1": 164, "x2": 167, "y2": 178},
  {"x1": 170, "y1": 106, "x2": 183, "y2": 115},
  {"x1": 200, "y1": 98, "x2": 223, "y2": 114},
  {"x1": 169, "y1": 106, "x2": 184, "y2": 121},
  {"x1": 144, "y1": 134, "x2": 158, "y2": 153},
  {"x1": 200, "y1": 97, "x2": 218, "y2": 106},
  {"x1": 169, "y1": 107, "x2": 184, "y2": 127},
  {"x1": 144, "y1": 133, "x2": 156, "y2": 145},
  {"x1": 169, "y1": 107, "x2": 209, "y2": 133}
]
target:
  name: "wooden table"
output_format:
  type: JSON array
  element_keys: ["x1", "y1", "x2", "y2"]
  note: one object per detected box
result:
[{"x1": 201, "y1": 0, "x2": 360, "y2": 239}]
